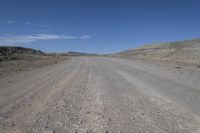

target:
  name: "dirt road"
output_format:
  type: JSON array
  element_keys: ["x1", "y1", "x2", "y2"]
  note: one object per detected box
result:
[{"x1": 0, "y1": 57, "x2": 200, "y2": 133}]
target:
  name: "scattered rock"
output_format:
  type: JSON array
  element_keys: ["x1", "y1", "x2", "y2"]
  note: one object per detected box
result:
[
  {"x1": 55, "y1": 121, "x2": 64, "y2": 127},
  {"x1": 43, "y1": 130, "x2": 54, "y2": 133},
  {"x1": 86, "y1": 129, "x2": 93, "y2": 133},
  {"x1": 86, "y1": 111, "x2": 90, "y2": 114},
  {"x1": 10, "y1": 121, "x2": 15, "y2": 126},
  {"x1": 0, "y1": 117, "x2": 3, "y2": 121},
  {"x1": 141, "y1": 112, "x2": 145, "y2": 115},
  {"x1": 16, "y1": 68, "x2": 23, "y2": 71},
  {"x1": 174, "y1": 66, "x2": 181, "y2": 69}
]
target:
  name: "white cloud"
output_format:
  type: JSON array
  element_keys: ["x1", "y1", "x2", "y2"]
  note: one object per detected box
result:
[
  {"x1": 7, "y1": 21, "x2": 32, "y2": 25},
  {"x1": 80, "y1": 35, "x2": 91, "y2": 39},
  {"x1": 8, "y1": 21, "x2": 54, "y2": 28},
  {"x1": 0, "y1": 34, "x2": 91, "y2": 45}
]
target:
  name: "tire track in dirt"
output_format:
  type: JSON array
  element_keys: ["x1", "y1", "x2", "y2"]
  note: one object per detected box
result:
[
  {"x1": 0, "y1": 59, "x2": 77, "y2": 119},
  {"x1": 1, "y1": 57, "x2": 200, "y2": 133}
]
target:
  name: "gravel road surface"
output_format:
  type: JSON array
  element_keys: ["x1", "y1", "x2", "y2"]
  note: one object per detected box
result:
[{"x1": 0, "y1": 57, "x2": 200, "y2": 133}]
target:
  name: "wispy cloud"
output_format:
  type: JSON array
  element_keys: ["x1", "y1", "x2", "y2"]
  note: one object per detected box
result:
[
  {"x1": 0, "y1": 34, "x2": 91, "y2": 45},
  {"x1": 8, "y1": 21, "x2": 54, "y2": 29},
  {"x1": 80, "y1": 35, "x2": 91, "y2": 39},
  {"x1": 8, "y1": 20, "x2": 32, "y2": 25}
]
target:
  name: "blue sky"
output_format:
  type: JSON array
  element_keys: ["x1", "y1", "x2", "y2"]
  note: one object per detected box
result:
[{"x1": 0, "y1": 0, "x2": 200, "y2": 53}]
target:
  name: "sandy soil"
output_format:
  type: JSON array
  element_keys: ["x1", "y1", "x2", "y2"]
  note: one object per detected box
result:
[
  {"x1": 113, "y1": 39, "x2": 200, "y2": 66},
  {"x1": 0, "y1": 57, "x2": 200, "y2": 133},
  {"x1": 0, "y1": 55, "x2": 68, "y2": 77}
]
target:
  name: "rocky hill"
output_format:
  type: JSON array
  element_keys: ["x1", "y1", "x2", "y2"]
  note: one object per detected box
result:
[
  {"x1": 113, "y1": 39, "x2": 200, "y2": 66},
  {"x1": 0, "y1": 46, "x2": 45, "y2": 56}
]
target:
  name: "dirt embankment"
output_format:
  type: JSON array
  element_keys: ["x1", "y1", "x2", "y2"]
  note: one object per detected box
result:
[
  {"x1": 0, "y1": 46, "x2": 69, "y2": 76},
  {"x1": 112, "y1": 39, "x2": 200, "y2": 67},
  {"x1": 0, "y1": 55, "x2": 69, "y2": 76}
]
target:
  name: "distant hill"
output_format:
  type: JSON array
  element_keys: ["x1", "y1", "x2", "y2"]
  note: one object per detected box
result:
[
  {"x1": 0, "y1": 46, "x2": 45, "y2": 56},
  {"x1": 64, "y1": 51, "x2": 90, "y2": 56},
  {"x1": 48, "y1": 51, "x2": 97, "y2": 56},
  {"x1": 113, "y1": 39, "x2": 200, "y2": 65}
]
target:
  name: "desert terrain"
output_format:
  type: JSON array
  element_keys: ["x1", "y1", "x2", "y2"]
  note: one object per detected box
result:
[
  {"x1": 0, "y1": 46, "x2": 72, "y2": 77},
  {"x1": 113, "y1": 39, "x2": 200, "y2": 67},
  {"x1": 0, "y1": 40, "x2": 200, "y2": 133}
]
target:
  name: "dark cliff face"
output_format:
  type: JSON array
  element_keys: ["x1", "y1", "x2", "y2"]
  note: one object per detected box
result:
[{"x1": 0, "y1": 46, "x2": 45, "y2": 56}]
